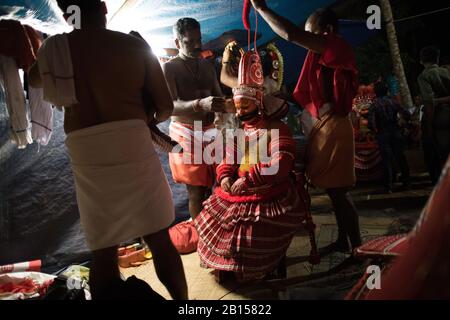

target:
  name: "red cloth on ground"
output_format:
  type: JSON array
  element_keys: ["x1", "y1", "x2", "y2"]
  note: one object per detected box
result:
[
  {"x1": 293, "y1": 34, "x2": 358, "y2": 118},
  {"x1": 0, "y1": 278, "x2": 53, "y2": 297},
  {"x1": 169, "y1": 220, "x2": 199, "y2": 254}
]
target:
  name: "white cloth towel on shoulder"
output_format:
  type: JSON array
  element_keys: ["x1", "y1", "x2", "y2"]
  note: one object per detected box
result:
[{"x1": 37, "y1": 33, "x2": 78, "y2": 109}]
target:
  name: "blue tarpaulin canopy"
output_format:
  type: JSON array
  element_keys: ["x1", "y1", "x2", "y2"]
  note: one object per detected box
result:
[
  {"x1": 0, "y1": 1, "x2": 376, "y2": 86},
  {"x1": 1, "y1": 0, "x2": 336, "y2": 51}
]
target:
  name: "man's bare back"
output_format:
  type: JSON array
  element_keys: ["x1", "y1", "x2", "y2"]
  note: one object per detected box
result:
[{"x1": 64, "y1": 29, "x2": 172, "y2": 133}]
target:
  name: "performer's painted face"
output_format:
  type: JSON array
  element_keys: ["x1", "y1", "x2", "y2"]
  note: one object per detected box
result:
[{"x1": 234, "y1": 96, "x2": 259, "y2": 121}]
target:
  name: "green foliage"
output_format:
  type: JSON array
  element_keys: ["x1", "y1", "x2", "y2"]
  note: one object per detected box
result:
[
  {"x1": 355, "y1": 34, "x2": 416, "y2": 87},
  {"x1": 338, "y1": 0, "x2": 423, "y2": 90},
  {"x1": 355, "y1": 35, "x2": 392, "y2": 84}
]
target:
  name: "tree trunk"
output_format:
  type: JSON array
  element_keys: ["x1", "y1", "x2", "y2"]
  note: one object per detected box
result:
[{"x1": 379, "y1": 0, "x2": 414, "y2": 108}]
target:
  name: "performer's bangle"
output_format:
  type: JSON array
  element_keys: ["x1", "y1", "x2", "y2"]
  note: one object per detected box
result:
[
  {"x1": 192, "y1": 99, "x2": 202, "y2": 113},
  {"x1": 222, "y1": 61, "x2": 229, "y2": 64}
]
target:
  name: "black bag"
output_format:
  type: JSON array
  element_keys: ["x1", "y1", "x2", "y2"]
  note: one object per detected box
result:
[{"x1": 42, "y1": 275, "x2": 86, "y2": 300}]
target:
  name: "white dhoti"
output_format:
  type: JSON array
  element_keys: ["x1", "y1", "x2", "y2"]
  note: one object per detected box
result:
[{"x1": 65, "y1": 119, "x2": 175, "y2": 250}]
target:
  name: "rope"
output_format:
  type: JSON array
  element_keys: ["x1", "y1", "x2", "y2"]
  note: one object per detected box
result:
[
  {"x1": 246, "y1": 7, "x2": 259, "y2": 52},
  {"x1": 254, "y1": 9, "x2": 258, "y2": 53},
  {"x1": 247, "y1": 26, "x2": 251, "y2": 52},
  {"x1": 394, "y1": 6, "x2": 450, "y2": 23}
]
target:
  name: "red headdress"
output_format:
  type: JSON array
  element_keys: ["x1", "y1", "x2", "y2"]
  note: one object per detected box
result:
[
  {"x1": 233, "y1": 0, "x2": 264, "y2": 109},
  {"x1": 242, "y1": 0, "x2": 251, "y2": 31}
]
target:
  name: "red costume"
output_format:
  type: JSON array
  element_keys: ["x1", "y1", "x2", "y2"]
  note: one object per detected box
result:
[
  {"x1": 366, "y1": 156, "x2": 450, "y2": 299},
  {"x1": 346, "y1": 156, "x2": 450, "y2": 299},
  {"x1": 194, "y1": 24, "x2": 318, "y2": 279},
  {"x1": 194, "y1": 115, "x2": 311, "y2": 280},
  {"x1": 293, "y1": 34, "x2": 358, "y2": 118}
]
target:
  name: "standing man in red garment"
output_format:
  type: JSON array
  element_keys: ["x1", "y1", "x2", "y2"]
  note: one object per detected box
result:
[{"x1": 250, "y1": 0, "x2": 362, "y2": 253}]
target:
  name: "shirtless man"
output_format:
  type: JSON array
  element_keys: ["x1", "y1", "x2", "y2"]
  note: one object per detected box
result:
[
  {"x1": 29, "y1": 0, "x2": 187, "y2": 299},
  {"x1": 163, "y1": 18, "x2": 227, "y2": 220}
]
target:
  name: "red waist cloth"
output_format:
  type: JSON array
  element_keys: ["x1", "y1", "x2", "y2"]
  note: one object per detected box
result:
[{"x1": 293, "y1": 34, "x2": 358, "y2": 118}]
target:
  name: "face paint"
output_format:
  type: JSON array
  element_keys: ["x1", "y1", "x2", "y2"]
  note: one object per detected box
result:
[
  {"x1": 237, "y1": 108, "x2": 259, "y2": 121},
  {"x1": 234, "y1": 96, "x2": 258, "y2": 121}
]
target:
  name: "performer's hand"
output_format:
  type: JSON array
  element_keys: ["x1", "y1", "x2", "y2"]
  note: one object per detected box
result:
[
  {"x1": 230, "y1": 177, "x2": 247, "y2": 195},
  {"x1": 200, "y1": 96, "x2": 226, "y2": 112},
  {"x1": 250, "y1": 0, "x2": 268, "y2": 11},
  {"x1": 222, "y1": 41, "x2": 235, "y2": 63},
  {"x1": 224, "y1": 99, "x2": 236, "y2": 113},
  {"x1": 221, "y1": 177, "x2": 234, "y2": 193}
]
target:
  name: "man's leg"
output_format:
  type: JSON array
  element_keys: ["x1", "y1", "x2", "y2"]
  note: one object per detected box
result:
[
  {"x1": 392, "y1": 132, "x2": 411, "y2": 187},
  {"x1": 143, "y1": 228, "x2": 188, "y2": 300},
  {"x1": 89, "y1": 246, "x2": 121, "y2": 299},
  {"x1": 326, "y1": 187, "x2": 362, "y2": 250},
  {"x1": 378, "y1": 136, "x2": 394, "y2": 192},
  {"x1": 324, "y1": 188, "x2": 349, "y2": 251},
  {"x1": 186, "y1": 184, "x2": 209, "y2": 220}
]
